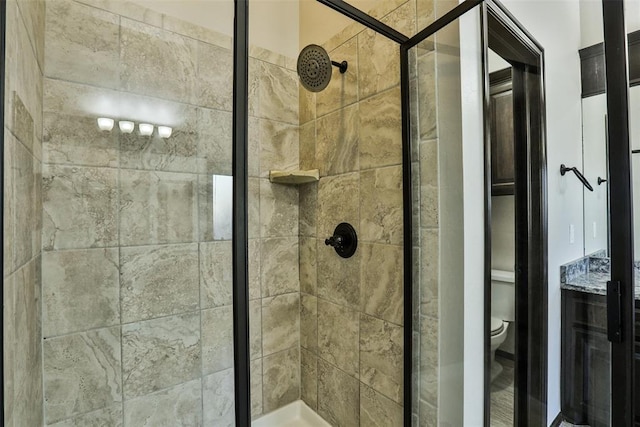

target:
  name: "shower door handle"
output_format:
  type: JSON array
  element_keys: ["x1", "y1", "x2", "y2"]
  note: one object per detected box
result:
[{"x1": 607, "y1": 280, "x2": 623, "y2": 343}]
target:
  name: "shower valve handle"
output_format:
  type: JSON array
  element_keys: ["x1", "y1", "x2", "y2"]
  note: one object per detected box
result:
[
  {"x1": 325, "y1": 235, "x2": 344, "y2": 248},
  {"x1": 324, "y1": 223, "x2": 358, "y2": 259}
]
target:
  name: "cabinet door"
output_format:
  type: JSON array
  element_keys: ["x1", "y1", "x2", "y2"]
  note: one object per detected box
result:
[
  {"x1": 490, "y1": 89, "x2": 515, "y2": 195},
  {"x1": 562, "y1": 291, "x2": 611, "y2": 427}
]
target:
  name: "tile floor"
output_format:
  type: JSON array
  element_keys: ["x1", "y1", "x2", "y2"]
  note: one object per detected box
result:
[{"x1": 490, "y1": 355, "x2": 514, "y2": 427}]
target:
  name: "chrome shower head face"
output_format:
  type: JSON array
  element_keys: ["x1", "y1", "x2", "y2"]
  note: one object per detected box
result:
[{"x1": 297, "y1": 44, "x2": 333, "y2": 93}]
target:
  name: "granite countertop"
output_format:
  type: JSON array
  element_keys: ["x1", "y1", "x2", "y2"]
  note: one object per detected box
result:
[{"x1": 560, "y1": 253, "x2": 640, "y2": 298}]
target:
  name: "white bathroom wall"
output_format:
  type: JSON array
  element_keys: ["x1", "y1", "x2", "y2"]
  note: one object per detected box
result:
[
  {"x1": 491, "y1": 196, "x2": 515, "y2": 272},
  {"x1": 580, "y1": 0, "x2": 640, "y2": 48}
]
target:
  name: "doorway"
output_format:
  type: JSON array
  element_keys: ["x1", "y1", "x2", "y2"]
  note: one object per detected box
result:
[{"x1": 482, "y1": 2, "x2": 548, "y2": 426}]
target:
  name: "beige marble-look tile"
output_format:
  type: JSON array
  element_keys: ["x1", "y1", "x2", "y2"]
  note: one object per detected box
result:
[
  {"x1": 420, "y1": 228, "x2": 439, "y2": 319},
  {"x1": 317, "y1": 237, "x2": 361, "y2": 310},
  {"x1": 248, "y1": 177, "x2": 261, "y2": 239},
  {"x1": 197, "y1": 41, "x2": 233, "y2": 111},
  {"x1": 47, "y1": 404, "x2": 123, "y2": 427},
  {"x1": 260, "y1": 119, "x2": 299, "y2": 178},
  {"x1": 316, "y1": 37, "x2": 359, "y2": 118},
  {"x1": 420, "y1": 315, "x2": 439, "y2": 406},
  {"x1": 262, "y1": 293, "x2": 300, "y2": 356},
  {"x1": 248, "y1": 58, "x2": 261, "y2": 118},
  {"x1": 10, "y1": 135, "x2": 36, "y2": 269},
  {"x1": 358, "y1": 2, "x2": 415, "y2": 99},
  {"x1": 300, "y1": 237, "x2": 317, "y2": 295},
  {"x1": 360, "y1": 166, "x2": 403, "y2": 245},
  {"x1": 74, "y1": 0, "x2": 162, "y2": 28},
  {"x1": 249, "y1": 239, "x2": 261, "y2": 300},
  {"x1": 42, "y1": 248, "x2": 119, "y2": 337},
  {"x1": 359, "y1": 87, "x2": 403, "y2": 169},
  {"x1": 412, "y1": 161, "x2": 421, "y2": 247},
  {"x1": 260, "y1": 179, "x2": 299, "y2": 238},
  {"x1": 317, "y1": 172, "x2": 359, "y2": 239},
  {"x1": 416, "y1": 0, "x2": 436, "y2": 33},
  {"x1": 13, "y1": 257, "x2": 43, "y2": 426},
  {"x1": 418, "y1": 51, "x2": 437, "y2": 141},
  {"x1": 261, "y1": 237, "x2": 299, "y2": 297},
  {"x1": 249, "y1": 45, "x2": 289, "y2": 68},
  {"x1": 43, "y1": 164, "x2": 118, "y2": 250},
  {"x1": 316, "y1": 103, "x2": 359, "y2": 177},
  {"x1": 317, "y1": 359, "x2": 360, "y2": 427},
  {"x1": 251, "y1": 359, "x2": 263, "y2": 418},
  {"x1": 34, "y1": 157, "x2": 43, "y2": 256},
  {"x1": 299, "y1": 120, "x2": 316, "y2": 171},
  {"x1": 44, "y1": 0, "x2": 119, "y2": 87},
  {"x1": 124, "y1": 380, "x2": 201, "y2": 427},
  {"x1": 119, "y1": 107, "x2": 198, "y2": 174},
  {"x1": 199, "y1": 173, "x2": 233, "y2": 242},
  {"x1": 299, "y1": 84, "x2": 316, "y2": 125},
  {"x1": 262, "y1": 347, "x2": 300, "y2": 413},
  {"x1": 299, "y1": 182, "x2": 318, "y2": 238},
  {"x1": 197, "y1": 107, "x2": 232, "y2": 175},
  {"x1": 202, "y1": 305, "x2": 234, "y2": 375},
  {"x1": 360, "y1": 384, "x2": 404, "y2": 427},
  {"x1": 317, "y1": 299, "x2": 359, "y2": 377},
  {"x1": 161, "y1": 13, "x2": 231, "y2": 49},
  {"x1": 420, "y1": 139, "x2": 439, "y2": 228},
  {"x1": 419, "y1": 399, "x2": 438, "y2": 427},
  {"x1": 300, "y1": 293, "x2": 318, "y2": 353},
  {"x1": 4, "y1": 131, "x2": 15, "y2": 278},
  {"x1": 357, "y1": 30, "x2": 399, "y2": 100},
  {"x1": 120, "y1": 18, "x2": 197, "y2": 104},
  {"x1": 122, "y1": 313, "x2": 200, "y2": 399},
  {"x1": 43, "y1": 327, "x2": 122, "y2": 424},
  {"x1": 301, "y1": 348, "x2": 318, "y2": 410},
  {"x1": 248, "y1": 116, "x2": 261, "y2": 176},
  {"x1": 259, "y1": 61, "x2": 299, "y2": 125},
  {"x1": 16, "y1": 0, "x2": 45, "y2": 69},
  {"x1": 203, "y1": 368, "x2": 235, "y2": 427},
  {"x1": 250, "y1": 299, "x2": 262, "y2": 360},
  {"x1": 3, "y1": 271, "x2": 15, "y2": 426},
  {"x1": 360, "y1": 243, "x2": 404, "y2": 325},
  {"x1": 200, "y1": 240, "x2": 232, "y2": 309},
  {"x1": 11, "y1": 90, "x2": 35, "y2": 154},
  {"x1": 360, "y1": 314, "x2": 403, "y2": 403},
  {"x1": 5, "y1": 5, "x2": 44, "y2": 147},
  {"x1": 120, "y1": 243, "x2": 199, "y2": 323},
  {"x1": 119, "y1": 169, "x2": 197, "y2": 246},
  {"x1": 43, "y1": 112, "x2": 119, "y2": 168}
]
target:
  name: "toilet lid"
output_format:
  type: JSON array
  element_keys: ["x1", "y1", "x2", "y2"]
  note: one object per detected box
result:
[{"x1": 490, "y1": 317, "x2": 504, "y2": 336}]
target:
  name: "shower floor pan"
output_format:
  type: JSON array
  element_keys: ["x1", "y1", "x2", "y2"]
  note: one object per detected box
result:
[{"x1": 252, "y1": 400, "x2": 331, "y2": 427}]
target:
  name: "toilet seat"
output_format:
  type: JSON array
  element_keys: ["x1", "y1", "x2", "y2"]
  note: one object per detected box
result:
[{"x1": 490, "y1": 317, "x2": 505, "y2": 337}]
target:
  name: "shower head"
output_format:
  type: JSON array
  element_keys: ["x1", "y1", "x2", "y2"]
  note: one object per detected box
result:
[{"x1": 297, "y1": 44, "x2": 348, "y2": 93}]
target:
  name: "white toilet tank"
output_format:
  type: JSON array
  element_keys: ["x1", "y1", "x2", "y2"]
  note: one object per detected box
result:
[{"x1": 491, "y1": 269, "x2": 515, "y2": 322}]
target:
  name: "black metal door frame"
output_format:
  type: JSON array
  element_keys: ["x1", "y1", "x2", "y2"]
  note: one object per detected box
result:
[{"x1": 602, "y1": 0, "x2": 635, "y2": 425}]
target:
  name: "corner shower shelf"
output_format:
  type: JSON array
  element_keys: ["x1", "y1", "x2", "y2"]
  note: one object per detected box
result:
[{"x1": 269, "y1": 169, "x2": 319, "y2": 185}]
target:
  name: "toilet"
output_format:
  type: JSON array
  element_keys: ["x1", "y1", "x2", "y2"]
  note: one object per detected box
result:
[{"x1": 490, "y1": 269, "x2": 516, "y2": 381}]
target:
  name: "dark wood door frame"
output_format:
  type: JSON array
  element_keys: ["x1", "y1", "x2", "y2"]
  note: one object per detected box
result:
[{"x1": 481, "y1": 2, "x2": 548, "y2": 426}]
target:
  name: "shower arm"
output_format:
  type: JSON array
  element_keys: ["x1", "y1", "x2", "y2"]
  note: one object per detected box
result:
[
  {"x1": 560, "y1": 164, "x2": 594, "y2": 192},
  {"x1": 330, "y1": 60, "x2": 348, "y2": 74}
]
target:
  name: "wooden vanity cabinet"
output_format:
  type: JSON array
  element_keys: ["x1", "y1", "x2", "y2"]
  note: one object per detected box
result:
[
  {"x1": 490, "y1": 68, "x2": 515, "y2": 196},
  {"x1": 561, "y1": 289, "x2": 640, "y2": 426}
]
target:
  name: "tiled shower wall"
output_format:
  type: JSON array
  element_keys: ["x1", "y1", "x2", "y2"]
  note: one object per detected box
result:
[
  {"x1": 296, "y1": 0, "x2": 433, "y2": 425},
  {"x1": 3, "y1": 0, "x2": 46, "y2": 425},
  {"x1": 39, "y1": 0, "x2": 300, "y2": 424}
]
